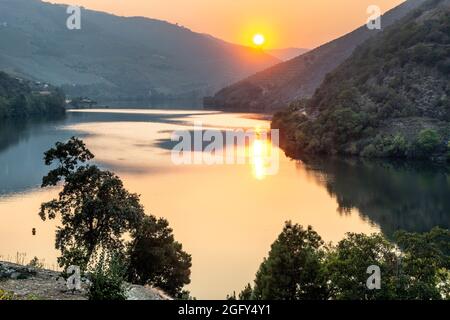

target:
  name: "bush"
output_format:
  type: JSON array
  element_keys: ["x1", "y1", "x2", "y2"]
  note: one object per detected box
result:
[
  {"x1": 28, "y1": 257, "x2": 44, "y2": 269},
  {"x1": 0, "y1": 289, "x2": 14, "y2": 300},
  {"x1": 88, "y1": 251, "x2": 127, "y2": 301},
  {"x1": 416, "y1": 129, "x2": 441, "y2": 155}
]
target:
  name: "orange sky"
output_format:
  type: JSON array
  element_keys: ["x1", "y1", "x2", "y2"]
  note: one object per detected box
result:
[{"x1": 48, "y1": 0, "x2": 405, "y2": 49}]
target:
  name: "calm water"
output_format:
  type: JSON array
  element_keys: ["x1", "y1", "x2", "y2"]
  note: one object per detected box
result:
[{"x1": 0, "y1": 109, "x2": 449, "y2": 299}]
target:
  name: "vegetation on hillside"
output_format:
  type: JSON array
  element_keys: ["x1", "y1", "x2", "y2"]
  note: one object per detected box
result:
[
  {"x1": 272, "y1": 0, "x2": 450, "y2": 160},
  {"x1": 0, "y1": 0, "x2": 277, "y2": 101},
  {"x1": 231, "y1": 222, "x2": 450, "y2": 300},
  {"x1": 0, "y1": 72, "x2": 65, "y2": 119},
  {"x1": 206, "y1": 0, "x2": 426, "y2": 112},
  {"x1": 39, "y1": 137, "x2": 192, "y2": 298}
]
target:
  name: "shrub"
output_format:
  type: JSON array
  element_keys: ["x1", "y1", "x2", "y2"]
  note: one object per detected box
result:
[
  {"x1": 28, "y1": 257, "x2": 44, "y2": 269},
  {"x1": 0, "y1": 289, "x2": 14, "y2": 300},
  {"x1": 88, "y1": 251, "x2": 127, "y2": 301},
  {"x1": 416, "y1": 129, "x2": 441, "y2": 155}
]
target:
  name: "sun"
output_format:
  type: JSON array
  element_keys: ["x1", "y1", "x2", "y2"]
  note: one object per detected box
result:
[{"x1": 253, "y1": 34, "x2": 265, "y2": 46}]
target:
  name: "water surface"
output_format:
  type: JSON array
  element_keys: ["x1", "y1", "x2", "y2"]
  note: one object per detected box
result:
[{"x1": 0, "y1": 109, "x2": 448, "y2": 299}]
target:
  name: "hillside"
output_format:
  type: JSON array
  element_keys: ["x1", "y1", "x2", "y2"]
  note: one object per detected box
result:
[
  {"x1": 272, "y1": 0, "x2": 450, "y2": 160},
  {"x1": 267, "y1": 48, "x2": 309, "y2": 61},
  {"x1": 0, "y1": 0, "x2": 278, "y2": 101},
  {"x1": 0, "y1": 71, "x2": 65, "y2": 119},
  {"x1": 205, "y1": 0, "x2": 427, "y2": 112}
]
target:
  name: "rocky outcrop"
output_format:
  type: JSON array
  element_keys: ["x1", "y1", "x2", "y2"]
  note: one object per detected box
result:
[{"x1": 0, "y1": 261, "x2": 171, "y2": 300}]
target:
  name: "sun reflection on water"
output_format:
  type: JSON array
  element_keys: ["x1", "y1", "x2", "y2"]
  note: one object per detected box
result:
[{"x1": 250, "y1": 132, "x2": 273, "y2": 180}]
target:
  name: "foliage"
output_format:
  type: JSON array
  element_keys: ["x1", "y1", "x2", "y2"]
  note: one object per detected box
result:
[
  {"x1": 394, "y1": 227, "x2": 450, "y2": 299},
  {"x1": 239, "y1": 284, "x2": 253, "y2": 300},
  {"x1": 127, "y1": 215, "x2": 192, "y2": 297},
  {"x1": 39, "y1": 137, "x2": 145, "y2": 270},
  {"x1": 238, "y1": 222, "x2": 450, "y2": 300},
  {"x1": 87, "y1": 250, "x2": 128, "y2": 301},
  {"x1": 0, "y1": 71, "x2": 65, "y2": 119},
  {"x1": 325, "y1": 233, "x2": 399, "y2": 300},
  {"x1": 0, "y1": 289, "x2": 14, "y2": 300},
  {"x1": 272, "y1": 1, "x2": 450, "y2": 160},
  {"x1": 39, "y1": 137, "x2": 192, "y2": 298},
  {"x1": 415, "y1": 129, "x2": 441, "y2": 155},
  {"x1": 252, "y1": 222, "x2": 329, "y2": 300},
  {"x1": 28, "y1": 257, "x2": 44, "y2": 269}
]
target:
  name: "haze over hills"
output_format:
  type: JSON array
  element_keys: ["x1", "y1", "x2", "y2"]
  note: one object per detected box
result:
[
  {"x1": 272, "y1": 0, "x2": 450, "y2": 160},
  {"x1": 267, "y1": 48, "x2": 309, "y2": 61},
  {"x1": 205, "y1": 0, "x2": 428, "y2": 112},
  {"x1": 0, "y1": 0, "x2": 279, "y2": 101}
]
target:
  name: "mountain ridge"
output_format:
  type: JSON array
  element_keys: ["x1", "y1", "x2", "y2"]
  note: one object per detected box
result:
[
  {"x1": 272, "y1": 0, "x2": 450, "y2": 160},
  {"x1": 0, "y1": 0, "x2": 279, "y2": 101},
  {"x1": 205, "y1": 0, "x2": 428, "y2": 112}
]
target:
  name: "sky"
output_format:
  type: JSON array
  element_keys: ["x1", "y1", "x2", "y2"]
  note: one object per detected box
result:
[{"x1": 48, "y1": 0, "x2": 405, "y2": 49}]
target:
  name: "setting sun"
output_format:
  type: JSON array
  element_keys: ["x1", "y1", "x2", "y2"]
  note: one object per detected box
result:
[{"x1": 252, "y1": 34, "x2": 265, "y2": 46}]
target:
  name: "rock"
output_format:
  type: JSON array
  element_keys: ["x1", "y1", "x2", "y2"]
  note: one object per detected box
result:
[{"x1": 0, "y1": 261, "x2": 171, "y2": 300}]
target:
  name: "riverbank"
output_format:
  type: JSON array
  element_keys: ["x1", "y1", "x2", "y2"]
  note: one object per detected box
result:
[{"x1": 0, "y1": 261, "x2": 171, "y2": 300}]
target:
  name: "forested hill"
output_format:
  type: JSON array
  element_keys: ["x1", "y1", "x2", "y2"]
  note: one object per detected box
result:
[
  {"x1": 272, "y1": 0, "x2": 450, "y2": 161},
  {"x1": 0, "y1": 0, "x2": 278, "y2": 101},
  {"x1": 0, "y1": 72, "x2": 65, "y2": 119}
]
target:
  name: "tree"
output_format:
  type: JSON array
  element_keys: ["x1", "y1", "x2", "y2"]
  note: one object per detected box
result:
[
  {"x1": 40, "y1": 137, "x2": 145, "y2": 270},
  {"x1": 252, "y1": 222, "x2": 329, "y2": 300},
  {"x1": 394, "y1": 227, "x2": 450, "y2": 299},
  {"x1": 325, "y1": 233, "x2": 399, "y2": 300},
  {"x1": 244, "y1": 223, "x2": 450, "y2": 300},
  {"x1": 127, "y1": 215, "x2": 192, "y2": 297}
]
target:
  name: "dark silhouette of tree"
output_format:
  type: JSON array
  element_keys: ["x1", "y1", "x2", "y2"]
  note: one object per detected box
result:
[
  {"x1": 40, "y1": 137, "x2": 144, "y2": 270},
  {"x1": 240, "y1": 222, "x2": 450, "y2": 300},
  {"x1": 40, "y1": 137, "x2": 192, "y2": 297},
  {"x1": 252, "y1": 222, "x2": 329, "y2": 300},
  {"x1": 127, "y1": 215, "x2": 192, "y2": 297}
]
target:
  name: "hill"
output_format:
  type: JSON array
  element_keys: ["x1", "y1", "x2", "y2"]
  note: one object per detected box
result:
[
  {"x1": 205, "y1": 0, "x2": 427, "y2": 112},
  {"x1": 0, "y1": 71, "x2": 65, "y2": 119},
  {"x1": 267, "y1": 48, "x2": 309, "y2": 61},
  {"x1": 0, "y1": 0, "x2": 278, "y2": 101},
  {"x1": 272, "y1": 0, "x2": 450, "y2": 161}
]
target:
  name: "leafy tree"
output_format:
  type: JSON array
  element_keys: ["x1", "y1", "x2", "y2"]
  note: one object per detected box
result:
[
  {"x1": 394, "y1": 227, "x2": 450, "y2": 299},
  {"x1": 243, "y1": 223, "x2": 450, "y2": 300},
  {"x1": 40, "y1": 137, "x2": 145, "y2": 270},
  {"x1": 252, "y1": 222, "x2": 329, "y2": 300},
  {"x1": 127, "y1": 215, "x2": 192, "y2": 297},
  {"x1": 325, "y1": 233, "x2": 399, "y2": 300}
]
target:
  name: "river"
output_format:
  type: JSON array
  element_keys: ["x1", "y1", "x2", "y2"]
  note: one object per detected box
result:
[{"x1": 0, "y1": 108, "x2": 449, "y2": 299}]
